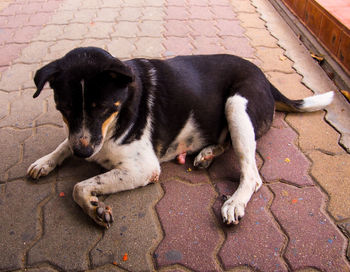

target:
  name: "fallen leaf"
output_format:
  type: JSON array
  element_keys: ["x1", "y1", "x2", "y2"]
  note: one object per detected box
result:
[
  {"x1": 284, "y1": 158, "x2": 291, "y2": 163},
  {"x1": 292, "y1": 199, "x2": 298, "y2": 204},
  {"x1": 341, "y1": 90, "x2": 350, "y2": 102},
  {"x1": 59, "y1": 192, "x2": 65, "y2": 197},
  {"x1": 310, "y1": 52, "x2": 324, "y2": 62}
]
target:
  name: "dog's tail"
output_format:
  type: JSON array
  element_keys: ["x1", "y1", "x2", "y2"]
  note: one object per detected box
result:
[{"x1": 271, "y1": 84, "x2": 334, "y2": 113}]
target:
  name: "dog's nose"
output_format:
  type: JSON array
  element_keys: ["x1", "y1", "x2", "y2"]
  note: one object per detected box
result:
[
  {"x1": 73, "y1": 137, "x2": 93, "y2": 158},
  {"x1": 79, "y1": 136, "x2": 89, "y2": 147}
]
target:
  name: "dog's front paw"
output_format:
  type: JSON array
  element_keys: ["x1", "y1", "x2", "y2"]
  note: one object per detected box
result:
[
  {"x1": 221, "y1": 196, "x2": 246, "y2": 225},
  {"x1": 27, "y1": 155, "x2": 57, "y2": 179},
  {"x1": 95, "y1": 201, "x2": 114, "y2": 228}
]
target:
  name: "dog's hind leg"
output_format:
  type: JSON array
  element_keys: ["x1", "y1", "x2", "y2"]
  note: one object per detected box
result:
[
  {"x1": 27, "y1": 139, "x2": 72, "y2": 179},
  {"x1": 193, "y1": 144, "x2": 226, "y2": 169},
  {"x1": 221, "y1": 94, "x2": 262, "y2": 225}
]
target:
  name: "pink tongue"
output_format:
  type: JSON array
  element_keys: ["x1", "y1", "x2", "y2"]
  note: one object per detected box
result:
[{"x1": 176, "y1": 152, "x2": 187, "y2": 165}]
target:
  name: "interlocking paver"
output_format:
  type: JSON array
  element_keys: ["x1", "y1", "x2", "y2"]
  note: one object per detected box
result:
[
  {"x1": 286, "y1": 111, "x2": 345, "y2": 154},
  {"x1": 214, "y1": 182, "x2": 287, "y2": 271},
  {"x1": 162, "y1": 37, "x2": 194, "y2": 56},
  {"x1": 7, "y1": 125, "x2": 66, "y2": 180},
  {"x1": 33, "y1": 25, "x2": 65, "y2": 42},
  {"x1": 244, "y1": 27, "x2": 278, "y2": 47},
  {"x1": 84, "y1": 22, "x2": 115, "y2": 39},
  {"x1": 36, "y1": 95, "x2": 64, "y2": 127},
  {"x1": 256, "y1": 47, "x2": 294, "y2": 73},
  {"x1": 237, "y1": 12, "x2": 265, "y2": 28},
  {"x1": 160, "y1": 158, "x2": 210, "y2": 184},
  {"x1": 91, "y1": 183, "x2": 162, "y2": 271},
  {"x1": 211, "y1": 5, "x2": 237, "y2": 20},
  {"x1": 27, "y1": 177, "x2": 102, "y2": 271},
  {"x1": 113, "y1": 21, "x2": 139, "y2": 37},
  {"x1": 215, "y1": 19, "x2": 245, "y2": 36},
  {"x1": 0, "y1": 128, "x2": 32, "y2": 182},
  {"x1": 0, "y1": 63, "x2": 38, "y2": 92},
  {"x1": 209, "y1": 148, "x2": 263, "y2": 181},
  {"x1": 257, "y1": 125, "x2": 314, "y2": 186},
  {"x1": 270, "y1": 183, "x2": 350, "y2": 271},
  {"x1": 188, "y1": 6, "x2": 213, "y2": 20},
  {"x1": 0, "y1": 88, "x2": 48, "y2": 128},
  {"x1": 119, "y1": 7, "x2": 143, "y2": 21},
  {"x1": 164, "y1": 20, "x2": 191, "y2": 37},
  {"x1": 138, "y1": 20, "x2": 165, "y2": 37},
  {"x1": 155, "y1": 179, "x2": 221, "y2": 271},
  {"x1": 309, "y1": 151, "x2": 350, "y2": 219},
  {"x1": 142, "y1": 6, "x2": 165, "y2": 20},
  {"x1": 192, "y1": 36, "x2": 226, "y2": 54},
  {"x1": 0, "y1": 179, "x2": 52, "y2": 271},
  {"x1": 220, "y1": 36, "x2": 255, "y2": 58},
  {"x1": 15, "y1": 41, "x2": 54, "y2": 64},
  {"x1": 107, "y1": 38, "x2": 137, "y2": 59},
  {"x1": 134, "y1": 37, "x2": 164, "y2": 57},
  {"x1": 189, "y1": 19, "x2": 218, "y2": 37}
]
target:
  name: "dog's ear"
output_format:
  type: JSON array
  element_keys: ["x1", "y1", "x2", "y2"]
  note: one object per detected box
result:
[
  {"x1": 33, "y1": 60, "x2": 60, "y2": 98},
  {"x1": 106, "y1": 60, "x2": 134, "y2": 85}
]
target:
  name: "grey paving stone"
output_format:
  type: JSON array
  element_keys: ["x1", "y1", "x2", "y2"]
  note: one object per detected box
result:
[
  {"x1": 35, "y1": 95, "x2": 64, "y2": 127},
  {"x1": 90, "y1": 183, "x2": 163, "y2": 271},
  {"x1": 0, "y1": 128, "x2": 32, "y2": 182},
  {"x1": 7, "y1": 125, "x2": 66, "y2": 180},
  {"x1": 0, "y1": 179, "x2": 52, "y2": 271},
  {"x1": 27, "y1": 177, "x2": 103, "y2": 271},
  {"x1": 0, "y1": 88, "x2": 51, "y2": 129}
]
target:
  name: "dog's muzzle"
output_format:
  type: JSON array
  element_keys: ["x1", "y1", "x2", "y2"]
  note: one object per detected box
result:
[{"x1": 72, "y1": 136, "x2": 95, "y2": 158}]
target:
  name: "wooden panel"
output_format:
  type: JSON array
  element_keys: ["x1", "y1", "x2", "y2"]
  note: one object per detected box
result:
[
  {"x1": 338, "y1": 31, "x2": 350, "y2": 72},
  {"x1": 295, "y1": 0, "x2": 308, "y2": 20},
  {"x1": 305, "y1": 0, "x2": 323, "y2": 36},
  {"x1": 319, "y1": 14, "x2": 341, "y2": 57}
]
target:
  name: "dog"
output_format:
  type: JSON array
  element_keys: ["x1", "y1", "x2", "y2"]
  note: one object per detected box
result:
[{"x1": 27, "y1": 47, "x2": 333, "y2": 228}]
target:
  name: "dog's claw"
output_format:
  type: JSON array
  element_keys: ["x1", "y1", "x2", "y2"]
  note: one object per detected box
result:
[{"x1": 95, "y1": 202, "x2": 114, "y2": 228}]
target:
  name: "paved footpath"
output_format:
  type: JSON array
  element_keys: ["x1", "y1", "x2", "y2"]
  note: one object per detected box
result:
[{"x1": 0, "y1": 0, "x2": 350, "y2": 271}]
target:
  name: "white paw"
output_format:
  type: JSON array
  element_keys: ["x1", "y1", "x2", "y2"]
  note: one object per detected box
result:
[
  {"x1": 221, "y1": 196, "x2": 246, "y2": 225},
  {"x1": 27, "y1": 155, "x2": 57, "y2": 179}
]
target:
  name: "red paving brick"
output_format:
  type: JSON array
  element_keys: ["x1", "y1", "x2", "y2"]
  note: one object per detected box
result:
[
  {"x1": 257, "y1": 126, "x2": 314, "y2": 186},
  {"x1": 270, "y1": 183, "x2": 350, "y2": 271},
  {"x1": 214, "y1": 182, "x2": 288, "y2": 271},
  {"x1": 155, "y1": 179, "x2": 221, "y2": 271}
]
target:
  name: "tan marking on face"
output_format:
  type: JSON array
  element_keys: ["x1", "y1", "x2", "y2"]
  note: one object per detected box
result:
[
  {"x1": 102, "y1": 111, "x2": 118, "y2": 137},
  {"x1": 62, "y1": 116, "x2": 68, "y2": 126},
  {"x1": 114, "y1": 101, "x2": 120, "y2": 107}
]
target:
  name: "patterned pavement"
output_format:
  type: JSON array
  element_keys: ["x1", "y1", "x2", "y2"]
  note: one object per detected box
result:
[{"x1": 0, "y1": 0, "x2": 350, "y2": 271}]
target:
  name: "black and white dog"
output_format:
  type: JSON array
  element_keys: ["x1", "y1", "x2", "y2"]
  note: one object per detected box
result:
[{"x1": 28, "y1": 47, "x2": 333, "y2": 228}]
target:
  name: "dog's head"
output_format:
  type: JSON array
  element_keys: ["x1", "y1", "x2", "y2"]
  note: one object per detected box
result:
[{"x1": 33, "y1": 47, "x2": 134, "y2": 158}]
